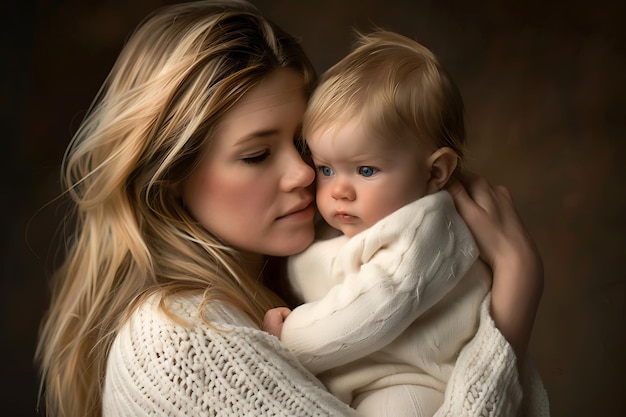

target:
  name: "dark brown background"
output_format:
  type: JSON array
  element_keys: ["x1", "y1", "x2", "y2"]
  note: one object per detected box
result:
[{"x1": 2, "y1": 0, "x2": 624, "y2": 415}]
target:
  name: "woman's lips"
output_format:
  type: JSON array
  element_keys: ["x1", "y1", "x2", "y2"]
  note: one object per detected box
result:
[{"x1": 277, "y1": 202, "x2": 315, "y2": 221}]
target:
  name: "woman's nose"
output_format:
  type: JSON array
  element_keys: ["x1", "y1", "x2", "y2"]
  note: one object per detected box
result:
[{"x1": 282, "y1": 150, "x2": 315, "y2": 191}]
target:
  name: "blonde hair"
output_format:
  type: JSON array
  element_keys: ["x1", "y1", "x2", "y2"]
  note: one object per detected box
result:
[
  {"x1": 35, "y1": 1, "x2": 316, "y2": 416},
  {"x1": 304, "y1": 30, "x2": 466, "y2": 170}
]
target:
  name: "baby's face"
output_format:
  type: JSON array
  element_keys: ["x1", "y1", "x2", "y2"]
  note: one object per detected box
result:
[{"x1": 307, "y1": 120, "x2": 431, "y2": 237}]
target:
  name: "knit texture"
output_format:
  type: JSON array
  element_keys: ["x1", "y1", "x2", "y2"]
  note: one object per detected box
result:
[
  {"x1": 283, "y1": 191, "x2": 550, "y2": 416},
  {"x1": 101, "y1": 191, "x2": 550, "y2": 415},
  {"x1": 434, "y1": 295, "x2": 521, "y2": 417},
  {"x1": 102, "y1": 294, "x2": 359, "y2": 416},
  {"x1": 435, "y1": 295, "x2": 550, "y2": 417},
  {"x1": 283, "y1": 192, "x2": 480, "y2": 377},
  {"x1": 102, "y1": 294, "x2": 549, "y2": 417}
]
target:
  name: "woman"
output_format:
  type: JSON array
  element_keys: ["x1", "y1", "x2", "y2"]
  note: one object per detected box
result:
[{"x1": 36, "y1": 1, "x2": 545, "y2": 416}]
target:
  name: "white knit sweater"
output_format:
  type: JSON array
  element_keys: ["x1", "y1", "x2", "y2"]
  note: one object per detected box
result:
[
  {"x1": 282, "y1": 192, "x2": 492, "y2": 408},
  {"x1": 103, "y1": 295, "x2": 359, "y2": 416},
  {"x1": 102, "y1": 294, "x2": 548, "y2": 416},
  {"x1": 102, "y1": 193, "x2": 549, "y2": 415},
  {"x1": 281, "y1": 191, "x2": 549, "y2": 416}
]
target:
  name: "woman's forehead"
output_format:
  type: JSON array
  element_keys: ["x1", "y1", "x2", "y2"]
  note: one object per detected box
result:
[{"x1": 215, "y1": 69, "x2": 306, "y2": 142}]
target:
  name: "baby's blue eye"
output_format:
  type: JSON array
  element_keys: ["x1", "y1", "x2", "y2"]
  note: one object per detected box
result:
[
  {"x1": 319, "y1": 166, "x2": 334, "y2": 176},
  {"x1": 359, "y1": 166, "x2": 378, "y2": 177}
]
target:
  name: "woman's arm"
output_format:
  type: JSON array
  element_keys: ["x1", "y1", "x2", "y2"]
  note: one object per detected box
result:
[
  {"x1": 432, "y1": 174, "x2": 547, "y2": 417},
  {"x1": 103, "y1": 297, "x2": 360, "y2": 417},
  {"x1": 447, "y1": 173, "x2": 544, "y2": 362}
]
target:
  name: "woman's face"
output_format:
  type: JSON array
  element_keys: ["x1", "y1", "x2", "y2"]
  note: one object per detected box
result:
[{"x1": 182, "y1": 69, "x2": 316, "y2": 259}]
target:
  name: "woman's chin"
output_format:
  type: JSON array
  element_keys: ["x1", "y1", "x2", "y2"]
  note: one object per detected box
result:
[{"x1": 271, "y1": 229, "x2": 315, "y2": 257}]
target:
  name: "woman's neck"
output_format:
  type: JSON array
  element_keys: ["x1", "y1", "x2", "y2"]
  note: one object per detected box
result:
[{"x1": 238, "y1": 251, "x2": 268, "y2": 279}]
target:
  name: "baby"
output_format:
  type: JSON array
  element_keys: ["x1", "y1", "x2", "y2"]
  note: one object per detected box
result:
[{"x1": 264, "y1": 31, "x2": 491, "y2": 417}]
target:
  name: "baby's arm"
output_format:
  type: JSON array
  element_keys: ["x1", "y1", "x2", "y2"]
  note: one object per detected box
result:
[
  {"x1": 281, "y1": 192, "x2": 477, "y2": 374},
  {"x1": 263, "y1": 307, "x2": 291, "y2": 338}
]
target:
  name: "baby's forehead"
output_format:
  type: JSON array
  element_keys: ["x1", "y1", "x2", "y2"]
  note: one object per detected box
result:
[
  {"x1": 307, "y1": 123, "x2": 413, "y2": 159},
  {"x1": 306, "y1": 114, "x2": 375, "y2": 139},
  {"x1": 306, "y1": 117, "x2": 413, "y2": 148}
]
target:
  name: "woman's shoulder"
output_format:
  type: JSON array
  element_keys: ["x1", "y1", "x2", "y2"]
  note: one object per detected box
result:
[
  {"x1": 118, "y1": 292, "x2": 262, "y2": 349},
  {"x1": 162, "y1": 292, "x2": 257, "y2": 328}
]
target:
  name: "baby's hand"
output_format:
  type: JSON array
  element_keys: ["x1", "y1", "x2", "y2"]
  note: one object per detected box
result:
[{"x1": 263, "y1": 307, "x2": 292, "y2": 338}]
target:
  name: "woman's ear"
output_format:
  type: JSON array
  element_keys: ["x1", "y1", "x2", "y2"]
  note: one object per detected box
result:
[{"x1": 425, "y1": 147, "x2": 458, "y2": 194}]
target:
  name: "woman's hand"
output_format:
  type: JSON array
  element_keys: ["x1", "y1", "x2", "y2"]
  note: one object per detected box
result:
[{"x1": 447, "y1": 173, "x2": 544, "y2": 361}]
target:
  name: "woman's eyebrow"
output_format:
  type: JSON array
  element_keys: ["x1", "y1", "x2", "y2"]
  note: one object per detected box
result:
[{"x1": 233, "y1": 128, "x2": 280, "y2": 145}]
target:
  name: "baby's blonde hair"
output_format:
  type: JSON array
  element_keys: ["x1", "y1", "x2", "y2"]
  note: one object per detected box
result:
[
  {"x1": 304, "y1": 30, "x2": 466, "y2": 171},
  {"x1": 36, "y1": 1, "x2": 316, "y2": 416}
]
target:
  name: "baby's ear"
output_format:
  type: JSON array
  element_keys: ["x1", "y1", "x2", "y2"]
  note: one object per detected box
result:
[{"x1": 425, "y1": 147, "x2": 458, "y2": 194}]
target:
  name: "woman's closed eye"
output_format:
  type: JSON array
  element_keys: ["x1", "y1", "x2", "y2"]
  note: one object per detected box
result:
[{"x1": 242, "y1": 150, "x2": 270, "y2": 164}]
